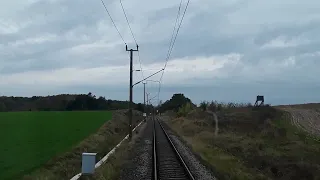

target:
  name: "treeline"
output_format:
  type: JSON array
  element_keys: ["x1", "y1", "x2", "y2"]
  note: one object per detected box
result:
[
  {"x1": 0, "y1": 92, "x2": 149, "y2": 112},
  {"x1": 199, "y1": 101, "x2": 271, "y2": 112},
  {"x1": 199, "y1": 101, "x2": 253, "y2": 112},
  {"x1": 156, "y1": 93, "x2": 270, "y2": 117},
  {"x1": 157, "y1": 93, "x2": 196, "y2": 113}
]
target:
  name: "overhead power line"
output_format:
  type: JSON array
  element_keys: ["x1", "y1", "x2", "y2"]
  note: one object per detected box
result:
[
  {"x1": 120, "y1": 0, "x2": 138, "y2": 45},
  {"x1": 137, "y1": 51, "x2": 145, "y2": 79},
  {"x1": 164, "y1": 0, "x2": 183, "y2": 69},
  {"x1": 164, "y1": 0, "x2": 190, "y2": 70},
  {"x1": 119, "y1": 0, "x2": 144, "y2": 79},
  {"x1": 157, "y1": 0, "x2": 190, "y2": 104},
  {"x1": 100, "y1": 0, "x2": 127, "y2": 45}
]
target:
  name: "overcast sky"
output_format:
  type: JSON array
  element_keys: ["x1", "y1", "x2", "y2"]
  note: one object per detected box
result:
[{"x1": 0, "y1": 0, "x2": 320, "y2": 105}]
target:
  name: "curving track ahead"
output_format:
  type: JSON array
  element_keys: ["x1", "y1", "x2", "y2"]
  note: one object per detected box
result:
[{"x1": 153, "y1": 117, "x2": 195, "y2": 180}]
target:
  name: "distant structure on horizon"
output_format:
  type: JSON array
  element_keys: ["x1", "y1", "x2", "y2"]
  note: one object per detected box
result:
[{"x1": 254, "y1": 95, "x2": 264, "y2": 107}]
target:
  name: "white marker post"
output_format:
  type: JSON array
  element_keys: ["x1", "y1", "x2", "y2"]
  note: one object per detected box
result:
[
  {"x1": 81, "y1": 153, "x2": 97, "y2": 175},
  {"x1": 143, "y1": 113, "x2": 146, "y2": 122}
]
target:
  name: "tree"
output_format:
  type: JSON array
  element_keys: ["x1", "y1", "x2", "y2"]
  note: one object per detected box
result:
[
  {"x1": 158, "y1": 93, "x2": 195, "y2": 113},
  {"x1": 199, "y1": 101, "x2": 208, "y2": 111},
  {"x1": 177, "y1": 102, "x2": 193, "y2": 117}
]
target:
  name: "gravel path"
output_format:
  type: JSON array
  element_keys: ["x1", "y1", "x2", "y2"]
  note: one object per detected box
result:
[
  {"x1": 119, "y1": 118, "x2": 153, "y2": 180},
  {"x1": 159, "y1": 119, "x2": 216, "y2": 180}
]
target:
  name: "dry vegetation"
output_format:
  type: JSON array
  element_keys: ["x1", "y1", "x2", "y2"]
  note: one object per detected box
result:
[
  {"x1": 163, "y1": 103, "x2": 320, "y2": 180},
  {"x1": 23, "y1": 110, "x2": 143, "y2": 180},
  {"x1": 79, "y1": 120, "x2": 146, "y2": 180}
]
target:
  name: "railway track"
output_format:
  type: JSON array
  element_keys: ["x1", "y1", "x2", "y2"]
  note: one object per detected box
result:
[{"x1": 153, "y1": 117, "x2": 195, "y2": 180}]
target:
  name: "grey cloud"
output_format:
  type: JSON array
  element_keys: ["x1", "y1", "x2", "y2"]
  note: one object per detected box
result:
[
  {"x1": 1, "y1": 0, "x2": 320, "y2": 104},
  {"x1": 0, "y1": 0, "x2": 139, "y2": 74},
  {"x1": 253, "y1": 20, "x2": 320, "y2": 46}
]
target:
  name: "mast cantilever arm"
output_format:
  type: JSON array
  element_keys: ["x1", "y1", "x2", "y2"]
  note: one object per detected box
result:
[{"x1": 132, "y1": 68, "x2": 164, "y2": 87}]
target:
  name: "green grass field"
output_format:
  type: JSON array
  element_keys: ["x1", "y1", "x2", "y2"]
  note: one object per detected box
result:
[{"x1": 0, "y1": 111, "x2": 112, "y2": 180}]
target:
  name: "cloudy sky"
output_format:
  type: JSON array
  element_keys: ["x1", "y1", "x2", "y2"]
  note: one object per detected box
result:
[{"x1": 0, "y1": 0, "x2": 320, "y2": 105}]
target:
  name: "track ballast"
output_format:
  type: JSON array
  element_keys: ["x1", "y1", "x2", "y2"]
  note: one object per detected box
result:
[{"x1": 153, "y1": 117, "x2": 194, "y2": 180}]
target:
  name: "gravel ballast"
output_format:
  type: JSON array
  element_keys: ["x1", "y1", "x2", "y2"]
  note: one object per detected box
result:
[
  {"x1": 119, "y1": 118, "x2": 153, "y2": 180},
  {"x1": 160, "y1": 119, "x2": 217, "y2": 180},
  {"x1": 120, "y1": 117, "x2": 217, "y2": 180}
]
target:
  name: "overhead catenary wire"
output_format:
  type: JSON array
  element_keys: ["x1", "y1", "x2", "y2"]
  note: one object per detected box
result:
[
  {"x1": 137, "y1": 50, "x2": 145, "y2": 79},
  {"x1": 157, "y1": 0, "x2": 190, "y2": 104},
  {"x1": 119, "y1": 0, "x2": 144, "y2": 79},
  {"x1": 164, "y1": 0, "x2": 183, "y2": 70},
  {"x1": 160, "y1": 0, "x2": 190, "y2": 81},
  {"x1": 100, "y1": 0, "x2": 189, "y2": 107},
  {"x1": 120, "y1": 0, "x2": 138, "y2": 45},
  {"x1": 166, "y1": 0, "x2": 190, "y2": 66},
  {"x1": 100, "y1": 0, "x2": 127, "y2": 45},
  {"x1": 163, "y1": 0, "x2": 190, "y2": 72}
]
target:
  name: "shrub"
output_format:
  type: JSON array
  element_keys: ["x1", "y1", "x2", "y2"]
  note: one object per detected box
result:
[
  {"x1": 208, "y1": 101, "x2": 218, "y2": 112},
  {"x1": 199, "y1": 101, "x2": 208, "y2": 111},
  {"x1": 177, "y1": 102, "x2": 193, "y2": 117}
]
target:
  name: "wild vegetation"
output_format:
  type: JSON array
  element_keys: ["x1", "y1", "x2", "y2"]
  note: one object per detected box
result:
[
  {"x1": 78, "y1": 112, "x2": 146, "y2": 180},
  {"x1": 160, "y1": 94, "x2": 320, "y2": 180}
]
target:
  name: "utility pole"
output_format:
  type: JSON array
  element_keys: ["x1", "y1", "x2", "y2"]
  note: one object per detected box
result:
[
  {"x1": 143, "y1": 82, "x2": 146, "y2": 122},
  {"x1": 146, "y1": 93, "x2": 149, "y2": 120},
  {"x1": 127, "y1": 44, "x2": 139, "y2": 141},
  {"x1": 152, "y1": 106, "x2": 155, "y2": 121}
]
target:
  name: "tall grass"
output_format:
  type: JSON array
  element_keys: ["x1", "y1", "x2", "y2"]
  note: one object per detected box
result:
[{"x1": 199, "y1": 100, "x2": 271, "y2": 112}]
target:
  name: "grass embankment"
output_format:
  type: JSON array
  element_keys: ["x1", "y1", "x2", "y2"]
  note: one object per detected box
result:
[
  {"x1": 79, "y1": 117, "x2": 146, "y2": 180},
  {"x1": 0, "y1": 111, "x2": 112, "y2": 180},
  {"x1": 165, "y1": 106, "x2": 320, "y2": 180},
  {"x1": 23, "y1": 110, "x2": 142, "y2": 180}
]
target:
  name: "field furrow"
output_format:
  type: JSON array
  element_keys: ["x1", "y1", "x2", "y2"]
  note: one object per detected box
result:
[{"x1": 280, "y1": 107, "x2": 320, "y2": 136}]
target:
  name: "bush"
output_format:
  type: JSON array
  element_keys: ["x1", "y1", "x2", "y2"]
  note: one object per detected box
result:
[
  {"x1": 252, "y1": 105, "x2": 279, "y2": 123},
  {"x1": 208, "y1": 101, "x2": 219, "y2": 112},
  {"x1": 199, "y1": 101, "x2": 208, "y2": 111},
  {"x1": 177, "y1": 102, "x2": 193, "y2": 117},
  {"x1": 199, "y1": 100, "x2": 259, "y2": 113},
  {"x1": 246, "y1": 103, "x2": 253, "y2": 108}
]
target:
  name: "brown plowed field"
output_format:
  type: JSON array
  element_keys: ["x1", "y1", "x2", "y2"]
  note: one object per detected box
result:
[{"x1": 277, "y1": 103, "x2": 320, "y2": 136}]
